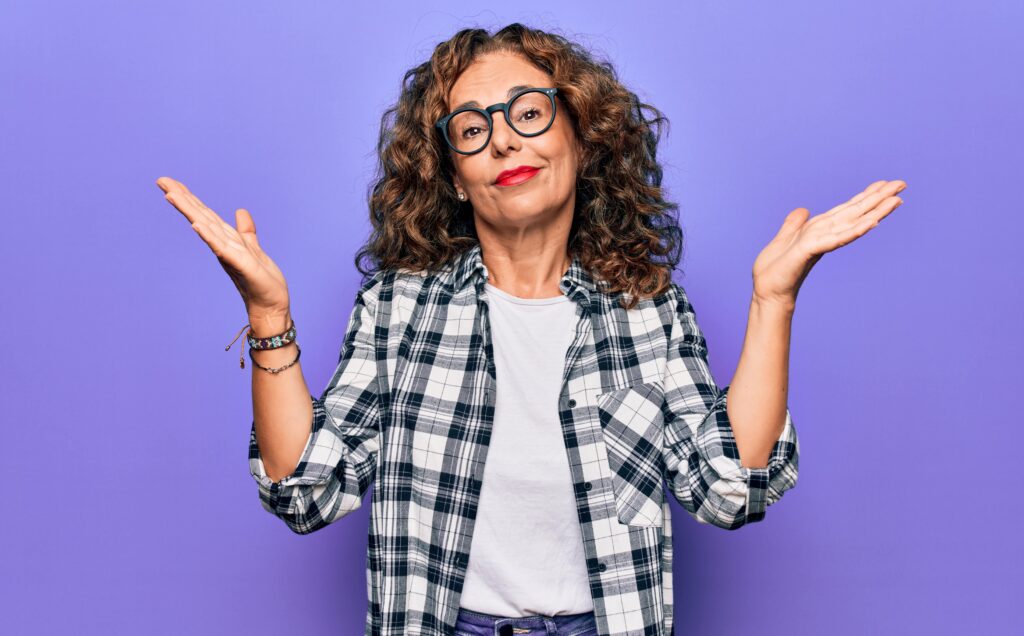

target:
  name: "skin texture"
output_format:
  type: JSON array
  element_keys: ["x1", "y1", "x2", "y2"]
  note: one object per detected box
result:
[{"x1": 446, "y1": 51, "x2": 584, "y2": 299}]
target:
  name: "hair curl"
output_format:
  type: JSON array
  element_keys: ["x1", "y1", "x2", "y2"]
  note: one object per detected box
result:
[{"x1": 355, "y1": 22, "x2": 685, "y2": 310}]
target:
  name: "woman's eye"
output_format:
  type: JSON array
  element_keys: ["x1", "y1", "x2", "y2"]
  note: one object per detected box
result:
[{"x1": 518, "y1": 108, "x2": 539, "y2": 121}]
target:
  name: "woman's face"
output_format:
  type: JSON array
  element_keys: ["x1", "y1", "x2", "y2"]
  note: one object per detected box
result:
[{"x1": 445, "y1": 51, "x2": 581, "y2": 234}]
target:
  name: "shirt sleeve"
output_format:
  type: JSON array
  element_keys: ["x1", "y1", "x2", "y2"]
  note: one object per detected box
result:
[
  {"x1": 661, "y1": 283, "x2": 800, "y2": 530},
  {"x1": 248, "y1": 273, "x2": 384, "y2": 535}
]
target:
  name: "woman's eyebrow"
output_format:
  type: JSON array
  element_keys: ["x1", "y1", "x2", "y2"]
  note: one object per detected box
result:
[{"x1": 452, "y1": 84, "x2": 536, "y2": 111}]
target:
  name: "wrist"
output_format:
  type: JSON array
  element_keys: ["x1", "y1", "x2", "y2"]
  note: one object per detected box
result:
[
  {"x1": 751, "y1": 293, "x2": 796, "y2": 316},
  {"x1": 247, "y1": 310, "x2": 292, "y2": 338}
]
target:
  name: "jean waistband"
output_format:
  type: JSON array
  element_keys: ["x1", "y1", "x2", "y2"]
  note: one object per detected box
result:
[{"x1": 455, "y1": 607, "x2": 596, "y2": 635}]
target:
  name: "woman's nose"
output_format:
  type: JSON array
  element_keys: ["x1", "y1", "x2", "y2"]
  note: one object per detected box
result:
[{"x1": 488, "y1": 114, "x2": 519, "y2": 153}]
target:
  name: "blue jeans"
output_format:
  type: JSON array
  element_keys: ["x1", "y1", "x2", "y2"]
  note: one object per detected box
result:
[{"x1": 454, "y1": 607, "x2": 598, "y2": 636}]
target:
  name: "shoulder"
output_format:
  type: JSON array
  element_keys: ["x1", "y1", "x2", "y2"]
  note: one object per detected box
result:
[
  {"x1": 353, "y1": 266, "x2": 443, "y2": 328},
  {"x1": 612, "y1": 280, "x2": 688, "y2": 318},
  {"x1": 665, "y1": 281, "x2": 694, "y2": 312},
  {"x1": 589, "y1": 282, "x2": 680, "y2": 344},
  {"x1": 356, "y1": 264, "x2": 432, "y2": 294},
  {"x1": 638, "y1": 280, "x2": 705, "y2": 343}
]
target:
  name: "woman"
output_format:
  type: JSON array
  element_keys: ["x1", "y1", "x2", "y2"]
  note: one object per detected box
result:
[{"x1": 157, "y1": 23, "x2": 904, "y2": 636}]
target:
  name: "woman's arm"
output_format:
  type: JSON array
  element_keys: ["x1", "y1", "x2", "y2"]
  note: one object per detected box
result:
[
  {"x1": 660, "y1": 282, "x2": 799, "y2": 529},
  {"x1": 249, "y1": 274, "x2": 385, "y2": 534},
  {"x1": 250, "y1": 309, "x2": 316, "y2": 482},
  {"x1": 726, "y1": 295, "x2": 795, "y2": 469}
]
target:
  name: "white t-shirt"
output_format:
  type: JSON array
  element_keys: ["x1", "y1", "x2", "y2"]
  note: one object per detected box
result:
[{"x1": 458, "y1": 282, "x2": 595, "y2": 617}]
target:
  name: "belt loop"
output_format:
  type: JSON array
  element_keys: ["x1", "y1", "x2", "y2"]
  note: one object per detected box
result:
[{"x1": 544, "y1": 616, "x2": 557, "y2": 634}]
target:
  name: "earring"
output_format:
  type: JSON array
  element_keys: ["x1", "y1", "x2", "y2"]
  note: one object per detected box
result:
[{"x1": 457, "y1": 192, "x2": 466, "y2": 201}]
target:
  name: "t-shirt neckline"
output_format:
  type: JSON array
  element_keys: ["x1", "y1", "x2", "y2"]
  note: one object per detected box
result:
[{"x1": 484, "y1": 282, "x2": 570, "y2": 306}]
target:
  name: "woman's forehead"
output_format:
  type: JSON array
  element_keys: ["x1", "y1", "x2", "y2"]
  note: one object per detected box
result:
[
  {"x1": 448, "y1": 54, "x2": 550, "y2": 109},
  {"x1": 449, "y1": 83, "x2": 542, "y2": 112}
]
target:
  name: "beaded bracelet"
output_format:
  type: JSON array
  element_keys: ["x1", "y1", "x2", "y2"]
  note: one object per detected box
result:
[
  {"x1": 247, "y1": 320, "x2": 297, "y2": 350},
  {"x1": 225, "y1": 318, "x2": 298, "y2": 370}
]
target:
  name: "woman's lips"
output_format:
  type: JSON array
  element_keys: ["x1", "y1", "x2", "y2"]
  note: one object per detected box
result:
[{"x1": 495, "y1": 168, "x2": 540, "y2": 187}]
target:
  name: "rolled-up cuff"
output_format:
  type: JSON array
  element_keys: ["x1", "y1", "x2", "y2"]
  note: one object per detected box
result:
[
  {"x1": 698, "y1": 385, "x2": 798, "y2": 526},
  {"x1": 743, "y1": 466, "x2": 770, "y2": 523}
]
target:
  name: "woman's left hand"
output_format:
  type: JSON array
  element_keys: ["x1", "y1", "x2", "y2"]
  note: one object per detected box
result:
[{"x1": 751, "y1": 179, "x2": 907, "y2": 307}]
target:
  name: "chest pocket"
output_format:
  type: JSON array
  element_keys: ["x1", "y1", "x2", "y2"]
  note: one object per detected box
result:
[{"x1": 595, "y1": 380, "x2": 666, "y2": 527}]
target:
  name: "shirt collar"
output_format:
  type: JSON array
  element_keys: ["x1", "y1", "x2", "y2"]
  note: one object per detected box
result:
[{"x1": 448, "y1": 242, "x2": 604, "y2": 301}]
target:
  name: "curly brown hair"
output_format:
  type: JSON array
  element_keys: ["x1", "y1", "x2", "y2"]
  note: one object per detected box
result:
[{"x1": 354, "y1": 22, "x2": 685, "y2": 310}]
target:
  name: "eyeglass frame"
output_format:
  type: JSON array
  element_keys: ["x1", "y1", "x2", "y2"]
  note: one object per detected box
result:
[{"x1": 435, "y1": 87, "x2": 560, "y2": 156}]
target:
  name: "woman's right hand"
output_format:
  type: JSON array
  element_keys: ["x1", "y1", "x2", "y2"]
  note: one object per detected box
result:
[{"x1": 156, "y1": 176, "x2": 291, "y2": 317}]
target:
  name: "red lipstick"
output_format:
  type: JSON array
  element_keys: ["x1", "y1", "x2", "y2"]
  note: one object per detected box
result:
[{"x1": 495, "y1": 165, "x2": 541, "y2": 186}]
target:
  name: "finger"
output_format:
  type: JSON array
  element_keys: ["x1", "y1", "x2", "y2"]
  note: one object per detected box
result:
[
  {"x1": 831, "y1": 195, "x2": 903, "y2": 238},
  {"x1": 194, "y1": 217, "x2": 248, "y2": 260},
  {"x1": 236, "y1": 209, "x2": 264, "y2": 250},
  {"x1": 858, "y1": 195, "x2": 903, "y2": 227},
  {"x1": 873, "y1": 195, "x2": 903, "y2": 224},
  {"x1": 823, "y1": 180, "x2": 902, "y2": 219},
  {"x1": 161, "y1": 178, "x2": 251, "y2": 254},
  {"x1": 173, "y1": 183, "x2": 245, "y2": 247},
  {"x1": 159, "y1": 178, "x2": 219, "y2": 227},
  {"x1": 846, "y1": 180, "x2": 889, "y2": 206},
  {"x1": 167, "y1": 190, "x2": 234, "y2": 248},
  {"x1": 160, "y1": 177, "x2": 229, "y2": 231},
  {"x1": 190, "y1": 219, "x2": 230, "y2": 259},
  {"x1": 236, "y1": 207, "x2": 257, "y2": 235},
  {"x1": 157, "y1": 176, "x2": 197, "y2": 199},
  {"x1": 164, "y1": 176, "x2": 200, "y2": 199},
  {"x1": 179, "y1": 187, "x2": 228, "y2": 229},
  {"x1": 772, "y1": 207, "x2": 810, "y2": 242},
  {"x1": 236, "y1": 208, "x2": 267, "y2": 257},
  {"x1": 163, "y1": 190, "x2": 203, "y2": 225},
  {"x1": 198, "y1": 210, "x2": 243, "y2": 252},
  {"x1": 833, "y1": 182, "x2": 906, "y2": 223},
  {"x1": 822, "y1": 181, "x2": 888, "y2": 218}
]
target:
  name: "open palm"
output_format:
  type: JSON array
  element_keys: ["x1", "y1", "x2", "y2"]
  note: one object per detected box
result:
[
  {"x1": 752, "y1": 179, "x2": 907, "y2": 305},
  {"x1": 157, "y1": 176, "x2": 291, "y2": 315}
]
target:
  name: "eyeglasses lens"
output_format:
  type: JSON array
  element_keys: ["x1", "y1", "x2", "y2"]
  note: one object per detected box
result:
[{"x1": 447, "y1": 91, "x2": 554, "y2": 154}]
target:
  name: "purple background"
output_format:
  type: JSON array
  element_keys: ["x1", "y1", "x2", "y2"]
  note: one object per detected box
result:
[{"x1": 2, "y1": 1, "x2": 1020, "y2": 633}]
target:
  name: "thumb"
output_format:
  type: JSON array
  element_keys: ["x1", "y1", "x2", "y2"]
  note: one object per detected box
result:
[
  {"x1": 236, "y1": 208, "x2": 263, "y2": 250},
  {"x1": 236, "y1": 208, "x2": 256, "y2": 233},
  {"x1": 234, "y1": 207, "x2": 258, "y2": 240},
  {"x1": 774, "y1": 207, "x2": 809, "y2": 241}
]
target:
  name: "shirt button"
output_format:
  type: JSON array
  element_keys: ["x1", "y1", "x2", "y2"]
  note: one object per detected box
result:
[
  {"x1": 584, "y1": 481, "x2": 592, "y2": 491},
  {"x1": 597, "y1": 562, "x2": 607, "y2": 572},
  {"x1": 567, "y1": 398, "x2": 577, "y2": 408}
]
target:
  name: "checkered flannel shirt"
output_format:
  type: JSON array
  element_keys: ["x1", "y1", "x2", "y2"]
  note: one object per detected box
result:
[{"x1": 249, "y1": 242, "x2": 800, "y2": 636}]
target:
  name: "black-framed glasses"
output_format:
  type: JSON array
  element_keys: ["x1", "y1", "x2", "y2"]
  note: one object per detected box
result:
[{"x1": 435, "y1": 87, "x2": 559, "y2": 156}]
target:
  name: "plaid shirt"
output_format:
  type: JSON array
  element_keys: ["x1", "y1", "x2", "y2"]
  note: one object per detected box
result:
[{"x1": 249, "y1": 242, "x2": 800, "y2": 636}]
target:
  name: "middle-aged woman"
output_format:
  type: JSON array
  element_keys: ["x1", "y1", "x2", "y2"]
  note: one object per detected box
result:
[{"x1": 157, "y1": 23, "x2": 906, "y2": 636}]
